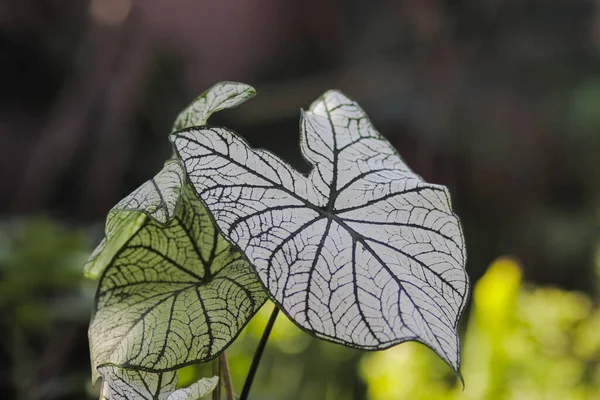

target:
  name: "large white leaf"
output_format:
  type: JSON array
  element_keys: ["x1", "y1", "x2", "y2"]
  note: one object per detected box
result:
[
  {"x1": 171, "y1": 90, "x2": 470, "y2": 373},
  {"x1": 99, "y1": 365, "x2": 218, "y2": 400}
]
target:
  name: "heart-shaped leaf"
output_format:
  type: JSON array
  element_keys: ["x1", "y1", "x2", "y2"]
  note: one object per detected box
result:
[
  {"x1": 99, "y1": 365, "x2": 218, "y2": 400},
  {"x1": 172, "y1": 90, "x2": 470, "y2": 373},
  {"x1": 89, "y1": 186, "x2": 267, "y2": 381},
  {"x1": 87, "y1": 82, "x2": 263, "y2": 385},
  {"x1": 84, "y1": 81, "x2": 255, "y2": 279}
]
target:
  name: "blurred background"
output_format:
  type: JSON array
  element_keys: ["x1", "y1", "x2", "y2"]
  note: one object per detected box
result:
[{"x1": 1, "y1": 0, "x2": 599, "y2": 399}]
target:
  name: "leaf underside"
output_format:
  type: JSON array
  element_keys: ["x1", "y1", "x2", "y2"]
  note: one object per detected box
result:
[
  {"x1": 99, "y1": 365, "x2": 218, "y2": 400},
  {"x1": 89, "y1": 187, "x2": 267, "y2": 381},
  {"x1": 172, "y1": 90, "x2": 470, "y2": 372}
]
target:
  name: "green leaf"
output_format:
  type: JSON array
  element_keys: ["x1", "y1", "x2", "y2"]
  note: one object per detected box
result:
[
  {"x1": 99, "y1": 365, "x2": 218, "y2": 400},
  {"x1": 172, "y1": 89, "x2": 470, "y2": 375},
  {"x1": 173, "y1": 81, "x2": 255, "y2": 131},
  {"x1": 89, "y1": 187, "x2": 267, "y2": 382},
  {"x1": 84, "y1": 213, "x2": 147, "y2": 280},
  {"x1": 84, "y1": 81, "x2": 255, "y2": 280},
  {"x1": 83, "y1": 160, "x2": 184, "y2": 279},
  {"x1": 112, "y1": 159, "x2": 186, "y2": 225}
]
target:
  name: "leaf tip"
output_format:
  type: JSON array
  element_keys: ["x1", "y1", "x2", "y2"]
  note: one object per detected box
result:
[{"x1": 456, "y1": 368, "x2": 466, "y2": 390}]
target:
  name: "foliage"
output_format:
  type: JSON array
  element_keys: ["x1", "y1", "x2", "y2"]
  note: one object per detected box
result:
[
  {"x1": 1, "y1": 208, "x2": 599, "y2": 399},
  {"x1": 172, "y1": 89, "x2": 469, "y2": 372},
  {"x1": 87, "y1": 82, "x2": 262, "y2": 397},
  {"x1": 0, "y1": 218, "x2": 93, "y2": 399},
  {"x1": 87, "y1": 82, "x2": 469, "y2": 398},
  {"x1": 0, "y1": 218, "x2": 89, "y2": 329}
]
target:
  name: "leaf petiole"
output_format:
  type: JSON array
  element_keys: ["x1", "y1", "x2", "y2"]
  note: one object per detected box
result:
[
  {"x1": 240, "y1": 307, "x2": 279, "y2": 400},
  {"x1": 220, "y1": 353, "x2": 235, "y2": 400}
]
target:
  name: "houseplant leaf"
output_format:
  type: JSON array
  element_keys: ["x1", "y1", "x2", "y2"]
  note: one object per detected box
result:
[
  {"x1": 89, "y1": 186, "x2": 267, "y2": 382},
  {"x1": 84, "y1": 81, "x2": 255, "y2": 279},
  {"x1": 171, "y1": 90, "x2": 470, "y2": 373},
  {"x1": 88, "y1": 82, "x2": 262, "y2": 380},
  {"x1": 99, "y1": 365, "x2": 218, "y2": 400}
]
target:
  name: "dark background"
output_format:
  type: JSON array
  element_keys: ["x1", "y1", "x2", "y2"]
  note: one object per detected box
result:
[{"x1": 1, "y1": 1, "x2": 599, "y2": 399}]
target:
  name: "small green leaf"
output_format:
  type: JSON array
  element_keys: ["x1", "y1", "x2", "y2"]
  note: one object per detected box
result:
[
  {"x1": 99, "y1": 365, "x2": 218, "y2": 400},
  {"x1": 112, "y1": 159, "x2": 185, "y2": 225},
  {"x1": 84, "y1": 160, "x2": 184, "y2": 279},
  {"x1": 89, "y1": 187, "x2": 267, "y2": 381},
  {"x1": 173, "y1": 81, "x2": 255, "y2": 131},
  {"x1": 84, "y1": 81, "x2": 256, "y2": 280}
]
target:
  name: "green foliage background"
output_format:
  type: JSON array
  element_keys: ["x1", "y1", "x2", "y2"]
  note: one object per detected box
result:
[{"x1": 2, "y1": 219, "x2": 600, "y2": 399}]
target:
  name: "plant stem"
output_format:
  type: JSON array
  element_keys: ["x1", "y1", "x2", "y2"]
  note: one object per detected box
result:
[
  {"x1": 219, "y1": 353, "x2": 235, "y2": 400},
  {"x1": 212, "y1": 357, "x2": 221, "y2": 400},
  {"x1": 239, "y1": 307, "x2": 279, "y2": 400}
]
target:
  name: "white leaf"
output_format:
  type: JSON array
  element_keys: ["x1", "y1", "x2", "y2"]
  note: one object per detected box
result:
[
  {"x1": 83, "y1": 160, "x2": 184, "y2": 279},
  {"x1": 173, "y1": 81, "x2": 255, "y2": 131},
  {"x1": 171, "y1": 90, "x2": 470, "y2": 373},
  {"x1": 112, "y1": 159, "x2": 185, "y2": 225},
  {"x1": 98, "y1": 366, "x2": 217, "y2": 400},
  {"x1": 167, "y1": 376, "x2": 219, "y2": 400}
]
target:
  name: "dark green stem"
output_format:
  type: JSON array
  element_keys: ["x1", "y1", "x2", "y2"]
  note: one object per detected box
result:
[{"x1": 239, "y1": 307, "x2": 279, "y2": 400}]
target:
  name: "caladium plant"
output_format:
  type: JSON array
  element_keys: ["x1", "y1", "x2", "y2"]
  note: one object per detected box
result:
[
  {"x1": 87, "y1": 82, "x2": 265, "y2": 398},
  {"x1": 86, "y1": 81, "x2": 470, "y2": 400}
]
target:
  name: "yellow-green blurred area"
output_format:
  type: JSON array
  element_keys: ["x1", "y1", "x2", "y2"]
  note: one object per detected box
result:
[
  {"x1": 171, "y1": 255, "x2": 600, "y2": 400},
  {"x1": 2, "y1": 1, "x2": 600, "y2": 399}
]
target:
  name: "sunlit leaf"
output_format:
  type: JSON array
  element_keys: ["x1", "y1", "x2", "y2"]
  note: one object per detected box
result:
[
  {"x1": 84, "y1": 213, "x2": 146, "y2": 280},
  {"x1": 89, "y1": 186, "x2": 267, "y2": 381},
  {"x1": 113, "y1": 159, "x2": 186, "y2": 225},
  {"x1": 172, "y1": 89, "x2": 470, "y2": 373},
  {"x1": 84, "y1": 160, "x2": 184, "y2": 279},
  {"x1": 167, "y1": 376, "x2": 219, "y2": 400},
  {"x1": 99, "y1": 365, "x2": 218, "y2": 400},
  {"x1": 84, "y1": 81, "x2": 255, "y2": 279}
]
